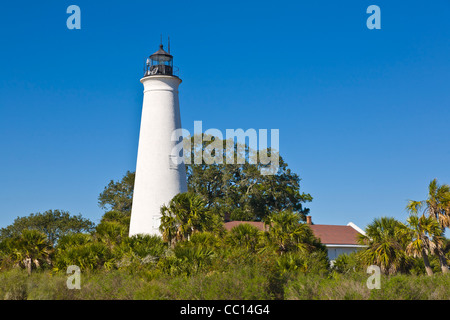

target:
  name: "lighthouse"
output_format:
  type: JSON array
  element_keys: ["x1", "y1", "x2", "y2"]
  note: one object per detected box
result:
[{"x1": 129, "y1": 43, "x2": 188, "y2": 237}]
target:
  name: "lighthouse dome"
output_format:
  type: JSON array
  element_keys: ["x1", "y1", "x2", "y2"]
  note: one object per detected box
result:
[{"x1": 150, "y1": 44, "x2": 172, "y2": 61}]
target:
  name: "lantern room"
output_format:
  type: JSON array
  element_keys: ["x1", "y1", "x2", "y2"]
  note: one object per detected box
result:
[{"x1": 144, "y1": 44, "x2": 176, "y2": 77}]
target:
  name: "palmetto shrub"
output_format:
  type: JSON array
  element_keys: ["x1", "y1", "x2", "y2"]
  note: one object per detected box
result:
[
  {"x1": 54, "y1": 241, "x2": 113, "y2": 271},
  {"x1": 276, "y1": 250, "x2": 329, "y2": 276},
  {"x1": 226, "y1": 223, "x2": 262, "y2": 253},
  {"x1": 332, "y1": 251, "x2": 365, "y2": 274}
]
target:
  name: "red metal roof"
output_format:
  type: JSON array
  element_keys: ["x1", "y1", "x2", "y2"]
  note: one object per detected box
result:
[
  {"x1": 223, "y1": 221, "x2": 361, "y2": 245},
  {"x1": 309, "y1": 225, "x2": 361, "y2": 245}
]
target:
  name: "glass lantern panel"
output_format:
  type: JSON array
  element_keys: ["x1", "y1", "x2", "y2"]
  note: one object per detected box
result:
[
  {"x1": 152, "y1": 54, "x2": 172, "y2": 62},
  {"x1": 152, "y1": 59, "x2": 172, "y2": 66}
]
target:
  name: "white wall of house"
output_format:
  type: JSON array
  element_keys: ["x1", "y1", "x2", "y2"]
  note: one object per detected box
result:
[{"x1": 326, "y1": 245, "x2": 366, "y2": 262}]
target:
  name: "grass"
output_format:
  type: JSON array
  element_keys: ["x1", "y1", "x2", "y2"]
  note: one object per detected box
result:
[{"x1": 1, "y1": 268, "x2": 449, "y2": 300}]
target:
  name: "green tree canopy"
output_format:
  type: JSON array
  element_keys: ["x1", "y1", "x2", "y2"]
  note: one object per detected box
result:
[
  {"x1": 0, "y1": 210, "x2": 95, "y2": 244},
  {"x1": 97, "y1": 137, "x2": 312, "y2": 223},
  {"x1": 185, "y1": 135, "x2": 312, "y2": 222},
  {"x1": 98, "y1": 171, "x2": 135, "y2": 215}
]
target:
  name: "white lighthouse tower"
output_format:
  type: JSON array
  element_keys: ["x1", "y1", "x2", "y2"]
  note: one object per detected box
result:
[{"x1": 129, "y1": 44, "x2": 188, "y2": 237}]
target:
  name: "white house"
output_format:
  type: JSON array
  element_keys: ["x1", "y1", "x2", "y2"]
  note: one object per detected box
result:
[
  {"x1": 223, "y1": 216, "x2": 367, "y2": 262},
  {"x1": 307, "y1": 219, "x2": 367, "y2": 261}
]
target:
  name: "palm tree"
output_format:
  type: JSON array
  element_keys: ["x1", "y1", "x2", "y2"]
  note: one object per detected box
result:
[
  {"x1": 159, "y1": 192, "x2": 214, "y2": 245},
  {"x1": 407, "y1": 179, "x2": 450, "y2": 274},
  {"x1": 358, "y1": 217, "x2": 409, "y2": 275},
  {"x1": 402, "y1": 214, "x2": 443, "y2": 276},
  {"x1": 264, "y1": 211, "x2": 323, "y2": 254},
  {"x1": 160, "y1": 212, "x2": 178, "y2": 247},
  {"x1": 226, "y1": 223, "x2": 261, "y2": 253},
  {"x1": 11, "y1": 230, "x2": 53, "y2": 275}
]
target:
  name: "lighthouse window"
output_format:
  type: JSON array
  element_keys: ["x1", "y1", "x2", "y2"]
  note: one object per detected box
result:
[{"x1": 152, "y1": 59, "x2": 172, "y2": 66}]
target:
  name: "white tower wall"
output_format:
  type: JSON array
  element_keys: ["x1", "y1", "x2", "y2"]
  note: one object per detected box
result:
[{"x1": 129, "y1": 75, "x2": 187, "y2": 236}]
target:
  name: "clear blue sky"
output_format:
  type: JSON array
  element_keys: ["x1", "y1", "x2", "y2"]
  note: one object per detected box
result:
[{"x1": 1, "y1": 1, "x2": 449, "y2": 232}]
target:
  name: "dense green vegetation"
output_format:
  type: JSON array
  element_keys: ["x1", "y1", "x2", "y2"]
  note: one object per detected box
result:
[
  {"x1": 1, "y1": 264, "x2": 449, "y2": 300},
  {"x1": 1, "y1": 184, "x2": 449, "y2": 299},
  {"x1": 0, "y1": 138, "x2": 449, "y2": 299}
]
